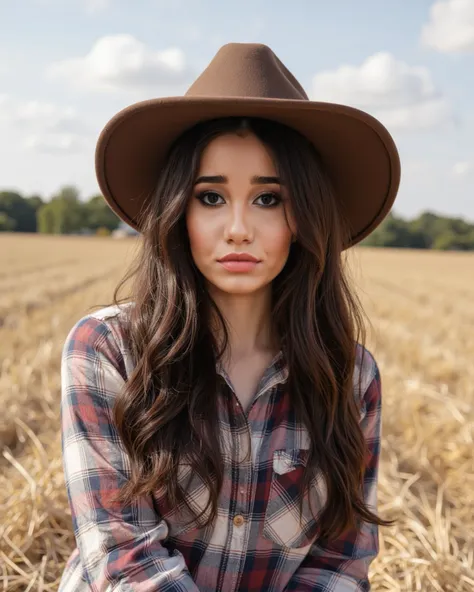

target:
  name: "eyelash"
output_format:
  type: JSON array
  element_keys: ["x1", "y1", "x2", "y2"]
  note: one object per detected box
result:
[{"x1": 195, "y1": 191, "x2": 282, "y2": 208}]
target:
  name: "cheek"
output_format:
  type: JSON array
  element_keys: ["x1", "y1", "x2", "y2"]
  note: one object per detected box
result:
[
  {"x1": 264, "y1": 220, "x2": 293, "y2": 254},
  {"x1": 275, "y1": 235, "x2": 293, "y2": 261},
  {"x1": 186, "y1": 215, "x2": 211, "y2": 259}
]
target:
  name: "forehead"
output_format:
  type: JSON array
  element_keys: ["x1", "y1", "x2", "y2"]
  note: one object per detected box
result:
[{"x1": 198, "y1": 132, "x2": 277, "y2": 174}]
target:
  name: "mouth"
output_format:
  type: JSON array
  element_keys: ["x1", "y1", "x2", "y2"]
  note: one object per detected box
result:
[
  {"x1": 217, "y1": 258, "x2": 260, "y2": 272},
  {"x1": 217, "y1": 253, "x2": 261, "y2": 263},
  {"x1": 216, "y1": 253, "x2": 261, "y2": 272}
]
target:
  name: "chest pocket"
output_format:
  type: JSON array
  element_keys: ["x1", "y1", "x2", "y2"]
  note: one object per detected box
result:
[{"x1": 263, "y1": 448, "x2": 328, "y2": 549}]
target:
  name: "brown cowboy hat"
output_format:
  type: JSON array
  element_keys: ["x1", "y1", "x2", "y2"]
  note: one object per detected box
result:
[{"x1": 95, "y1": 42, "x2": 401, "y2": 248}]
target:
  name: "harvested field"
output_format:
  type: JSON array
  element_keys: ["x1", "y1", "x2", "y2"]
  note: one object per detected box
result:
[{"x1": 0, "y1": 233, "x2": 473, "y2": 591}]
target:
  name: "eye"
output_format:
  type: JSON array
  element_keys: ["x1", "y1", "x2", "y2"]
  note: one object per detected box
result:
[
  {"x1": 255, "y1": 192, "x2": 282, "y2": 207},
  {"x1": 195, "y1": 191, "x2": 282, "y2": 207},
  {"x1": 195, "y1": 191, "x2": 224, "y2": 206}
]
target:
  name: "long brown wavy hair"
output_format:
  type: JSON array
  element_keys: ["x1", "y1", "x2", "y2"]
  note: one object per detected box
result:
[{"x1": 94, "y1": 116, "x2": 396, "y2": 542}]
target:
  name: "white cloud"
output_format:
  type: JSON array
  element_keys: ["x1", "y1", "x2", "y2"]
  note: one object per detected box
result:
[
  {"x1": 35, "y1": 0, "x2": 112, "y2": 15},
  {"x1": 404, "y1": 161, "x2": 432, "y2": 175},
  {"x1": 0, "y1": 95, "x2": 90, "y2": 154},
  {"x1": 421, "y1": 0, "x2": 474, "y2": 53},
  {"x1": 13, "y1": 101, "x2": 87, "y2": 133},
  {"x1": 452, "y1": 161, "x2": 472, "y2": 176},
  {"x1": 83, "y1": 0, "x2": 111, "y2": 14},
  {"x1": 24, "y1": 134, "x2": 87, "y2": 154},
  {"x1": 47, "y1": 35, "x2": 193, "y2": 93},
  {"x1": 311, "y1": 52, "x2": 452, "y2": 130}
]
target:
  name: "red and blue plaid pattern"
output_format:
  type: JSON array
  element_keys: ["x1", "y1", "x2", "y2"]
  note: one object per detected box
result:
[{"x1": 59, "y1": 303, "x2": 382, "y2": 591}]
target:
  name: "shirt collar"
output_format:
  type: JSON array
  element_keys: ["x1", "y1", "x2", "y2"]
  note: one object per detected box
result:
[{"x1": 216, "y1": 349, "x2": 289, "y2": 401}]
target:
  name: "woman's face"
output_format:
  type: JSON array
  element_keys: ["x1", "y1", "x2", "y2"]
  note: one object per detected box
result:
[{"x1": 185, "y1": 131, "x2": 296, "y2": 296}]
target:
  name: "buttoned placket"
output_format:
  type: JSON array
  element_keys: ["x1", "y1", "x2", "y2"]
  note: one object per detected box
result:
[
  {"x1": 212, "y1": 384, "x2": 251, "y2": 592},
  {"x1": 215, "y1": 356, "x2": 289, "y2": 592}
]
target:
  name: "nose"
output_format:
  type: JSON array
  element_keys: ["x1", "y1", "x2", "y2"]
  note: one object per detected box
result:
[{"x1": 223, "y1": 204, "x2": 254, "y2": 243}]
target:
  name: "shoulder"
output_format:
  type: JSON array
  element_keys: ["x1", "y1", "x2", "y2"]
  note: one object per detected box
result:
[{"x1": 62, "y1": 302, "x2": 134, "y2": 379}]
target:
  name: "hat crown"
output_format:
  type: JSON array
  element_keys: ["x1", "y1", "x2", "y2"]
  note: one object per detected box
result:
[{"x1": 185, "y1": 43, "x2": 309, "y2": 101}]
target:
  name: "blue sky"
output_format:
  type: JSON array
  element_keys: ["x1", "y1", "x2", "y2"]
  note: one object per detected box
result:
[{"x1": 1, "y1": 0, "x2": 473, "y2": 221}]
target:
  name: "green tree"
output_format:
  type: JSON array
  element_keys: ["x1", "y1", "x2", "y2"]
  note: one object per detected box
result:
[
  {"x1": 83, "y1": 194, "x2": 121, "y2": 231},
  {"x1": 362, "y1": 213, "x2": 420, "y2": 248},
  {"x1": 37, "y1": 203, "x2": 57, "y2": 234},
  {"x1": 433, "y1": 230, "x2": 474, "y2": 251},
  {"x1": 448, "y1": 217, "x2": 473, "y2": 238},
  {"x1": 56, "y1": 185, "x2": 81, "y2": 203},
  {"x1": 0, "y1": 191, "x2": 37, "y2": 232},
  {"x1": 0, "y1": 212, "x2": 16, "y2": 231},
  {"x1": 410, "y1": 212, "x2": 451, "y2": 248},
  {"x1": 27, "y1": 194, "x2": 45, "y2": 211},
  {"x1": 36, "y1": 185, "x2": 86, "y2": 234},
  {"x1": 361, "y1": 210, "x2": 474, "y2": 250}
]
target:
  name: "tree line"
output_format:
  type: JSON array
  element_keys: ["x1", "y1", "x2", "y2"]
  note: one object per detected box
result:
[
  {"x1": 0, "y1": 186, "x2": 121, "y2": 235},
  {"x1": 1, "y1": 185, "x2": 474, "y2": 250},
  {"x1": 360, "y1": 210, "x2": 474, "y2": 250}
]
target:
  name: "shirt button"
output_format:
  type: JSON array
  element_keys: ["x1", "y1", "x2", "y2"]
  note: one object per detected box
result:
[{"x1": 233, "y1": 514, "x2": 245, "y2": 527}]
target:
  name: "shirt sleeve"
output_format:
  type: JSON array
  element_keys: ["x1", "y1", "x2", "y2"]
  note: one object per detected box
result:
[
  {"x1": 284, "y1": 354, "x2": 382, "y2": 592},
  {"x1": 60, "y1": 315, "x2": 200, "y2": 592}
]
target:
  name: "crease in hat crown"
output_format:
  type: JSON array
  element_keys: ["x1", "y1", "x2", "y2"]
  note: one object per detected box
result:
[{"x1": 184, "y1": 43, "x2": 309, "y2": 101}]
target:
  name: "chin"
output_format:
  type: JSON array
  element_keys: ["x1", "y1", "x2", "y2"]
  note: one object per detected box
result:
[{"x1": 209, "y1": 278, "x2": 267, "y2": 295}]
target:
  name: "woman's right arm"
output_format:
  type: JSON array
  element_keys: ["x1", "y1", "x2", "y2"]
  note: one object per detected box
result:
[{"x1": 60, "y1": 315, "x2": 200, "y2": 592}]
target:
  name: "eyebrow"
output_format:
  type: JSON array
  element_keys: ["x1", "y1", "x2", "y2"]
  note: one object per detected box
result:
[{"x1": 194, "y1": 175, "x2": 282, "y2": 185}]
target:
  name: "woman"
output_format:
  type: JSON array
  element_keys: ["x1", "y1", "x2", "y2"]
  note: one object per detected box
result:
[{"x1": 59, "y1": 43, "x2": 399, "y2": 591}]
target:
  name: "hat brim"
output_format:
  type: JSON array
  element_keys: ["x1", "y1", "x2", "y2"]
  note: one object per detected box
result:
[{"x1": 95, "y1": 96, "x2": 401, "y2": 248}]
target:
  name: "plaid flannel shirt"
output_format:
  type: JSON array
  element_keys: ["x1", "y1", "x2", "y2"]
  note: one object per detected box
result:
[{"x1": 59, "y1": 303, "x2": 382, "y2": 592}]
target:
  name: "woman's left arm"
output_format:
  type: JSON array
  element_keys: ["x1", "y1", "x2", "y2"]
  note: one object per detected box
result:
[{"x1": 285, "y1": 362, "x2": 383, "y2": 592}]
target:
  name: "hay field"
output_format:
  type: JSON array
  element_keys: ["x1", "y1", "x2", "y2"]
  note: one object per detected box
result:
[{"x1": 0, "y1": 233, "x2": 473, "y2": 591}]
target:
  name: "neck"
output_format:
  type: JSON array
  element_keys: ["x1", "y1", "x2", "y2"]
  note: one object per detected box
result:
[{"x1": 207, "y1": 285, "x2": 279, "y2": 361}]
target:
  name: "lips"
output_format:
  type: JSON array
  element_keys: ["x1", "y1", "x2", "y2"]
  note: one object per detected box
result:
[{"x1": 217, "y1": 253, "x2": 260, "y2": 263}]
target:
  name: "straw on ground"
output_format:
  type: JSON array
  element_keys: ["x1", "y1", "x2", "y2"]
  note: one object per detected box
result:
[{"x1": 0, "y1": 234, "x2": 472, "y2": 591}]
